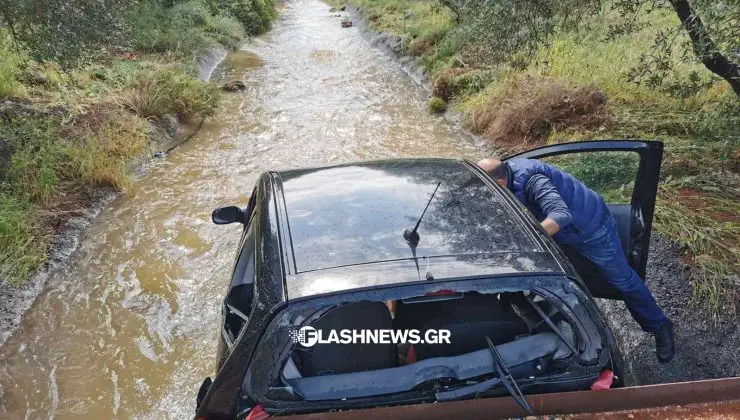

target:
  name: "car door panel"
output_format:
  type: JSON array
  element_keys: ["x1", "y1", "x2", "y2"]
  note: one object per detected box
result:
[{"x1": 504, "y1": 140, "x2": 663, "y2": 299}]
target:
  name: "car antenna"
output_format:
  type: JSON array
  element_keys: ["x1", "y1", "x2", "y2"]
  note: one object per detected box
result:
[{"x1": 404, "y1": 182, "x2": 441, "y2": 246}]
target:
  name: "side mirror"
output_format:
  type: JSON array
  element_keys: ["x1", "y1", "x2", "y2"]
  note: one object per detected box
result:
[{"x1": 212, "y1": 206, "x2": 246, "y2": 225}]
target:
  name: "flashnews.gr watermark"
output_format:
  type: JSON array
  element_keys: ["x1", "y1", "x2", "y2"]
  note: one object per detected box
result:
[{"x1": 289, "y1": 326, "x2": 451, "y2": 348}]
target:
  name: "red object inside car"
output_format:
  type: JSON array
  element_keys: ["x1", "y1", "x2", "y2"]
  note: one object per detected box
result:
[
  {"x1": 245, "y1": 404, "x2": 270, "y2": 420},
  {"x1": 591, "y1": 369, "x2": 614, "y2": 390}
]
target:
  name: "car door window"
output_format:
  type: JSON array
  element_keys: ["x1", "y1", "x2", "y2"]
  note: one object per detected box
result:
[
  {"x1": 224, "y1": 209, "x2": 257, "y2": 347},
  {"x1": 540, "y1": 151, "x2": 639, "y2": 204}
]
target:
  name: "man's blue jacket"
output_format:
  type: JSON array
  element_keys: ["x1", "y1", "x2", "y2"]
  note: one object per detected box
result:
[{"x1": 507, "y1": 159, "x2": 608, "y2": 245}]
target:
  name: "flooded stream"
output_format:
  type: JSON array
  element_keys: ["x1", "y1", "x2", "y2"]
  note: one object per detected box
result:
[{"x1": 0, "y1": 0, "x2": 481, "y2": 418}]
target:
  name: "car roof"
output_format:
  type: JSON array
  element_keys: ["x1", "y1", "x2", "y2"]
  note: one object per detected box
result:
[{"x1": 274, "y1": 159, "x2": 562, "y2": 295}]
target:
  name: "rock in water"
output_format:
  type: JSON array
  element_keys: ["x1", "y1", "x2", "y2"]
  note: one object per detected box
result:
[
  {"x1": 221, "y1": 80, "x2": 246, "y2": 92},
  {"x1": 339, "y1": 5, "x2": 347, "y2": 11}
]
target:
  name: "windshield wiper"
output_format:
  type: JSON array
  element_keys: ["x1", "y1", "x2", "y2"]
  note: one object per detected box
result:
[
  {"x1": 485, "y1": 336, "x2": 533, "y2": 414},
  {"x1": 435, "y1": 337, "x2": 533, "y2": 415}
]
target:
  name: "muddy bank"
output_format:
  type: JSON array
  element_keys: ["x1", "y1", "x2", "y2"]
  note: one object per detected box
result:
[
  {"x1": 342, "y1": 5, "x2": 428, "y2": 86},
  {"x1": 597, "y1": 233, "x2": 739, "y2": 385}
]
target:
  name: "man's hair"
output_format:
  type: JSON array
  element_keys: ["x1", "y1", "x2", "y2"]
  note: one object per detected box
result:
[
  {"x1": 487, "y1": 161, "x2": 508, "y2": 182},
  {"x1": 478, "y1": 158, "x2": 508, "y2": 182}
]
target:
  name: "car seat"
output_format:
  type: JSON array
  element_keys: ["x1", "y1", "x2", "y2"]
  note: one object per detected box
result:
[
  {"x1": 396, "y1": 293, "x2": 529, "y2": 360},
  {"x1": 295, "y1": 301, "x2": 398, "y2": 376}
]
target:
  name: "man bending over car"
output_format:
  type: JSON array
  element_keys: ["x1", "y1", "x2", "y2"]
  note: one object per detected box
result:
[{"x1": 477, "y1": 157, "x2": 675, "y2": 363}]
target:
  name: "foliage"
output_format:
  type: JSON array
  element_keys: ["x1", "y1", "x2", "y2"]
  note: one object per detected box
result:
[
  {"x1": 439, "y1": 0, "x2": 601, "y2": 66},
  {"x1": 0, "y1": 0, "x2": 136, "y2": 65},
  {"x1": 613, "y1": 0, "x2": 740, "y2": 94},
  {"x1": 1, "y1": 118, "x2": 63, "y2": 201},
  {"x1": 543, "y1": 152, "x2": 638, "y2": 203},
  {"x1": 0, "y1": 0, "x2": 234, "y2": 285},
  {"x1": 57, "y1": 102, "x2": 149, "y2": 185},
  {"x1": 0, "y1": 107, "x2": 150, "y2": 284},
  {"x1": 0, "y1": 0, "x2": 252, "y2": 66},
  {"x1": 655, "y1": 175, "x2": 739, "y2": 315},
  {"x1": 0, "y1": 29, "x2": 24, "y2": 98},
  {"x1": 205, "y1": 0, "x2": 278, "y2": 35},
  {"x1": 133, "y1": 1, "x2": 245, "y2": 57},
  {"x1": 350, "y1": 0, "x2": 738, "y2": 311},
  {"x1": 332, "y1": 0, "x2": 457, "y2": 71}
]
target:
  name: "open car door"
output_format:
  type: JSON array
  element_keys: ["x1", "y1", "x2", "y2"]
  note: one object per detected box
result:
[{"x1": 504, "y1": 140, "x2": 663, "y2": 299}]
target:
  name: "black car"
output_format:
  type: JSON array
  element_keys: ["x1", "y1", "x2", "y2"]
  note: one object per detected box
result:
[{"x1": 196, "y1": 140, "x2": 663, "y2": 419}]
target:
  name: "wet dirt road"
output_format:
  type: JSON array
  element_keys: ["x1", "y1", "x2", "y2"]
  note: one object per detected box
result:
[{"x1": 0, "y1": 1, "x2": 480, "y2": 418}]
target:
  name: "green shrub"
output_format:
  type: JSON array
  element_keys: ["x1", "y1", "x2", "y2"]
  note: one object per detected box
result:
[
  {"x1": 0, "y1": 0, "x2": 136, "y2": 65},
  {"x1": 0, "y1": 106, "x2": 149, "y2": 283},
  {"x1": 428, "y1": 96, "x2": 447, "y2": 114},
  {"x1": 133, "y1": 1, "x2": 245, "y2": 57},
  {"x1": 207, "y1": 15, "x2": 247, "y2": 49},
  {"x1": 207, "y1": 0, "x2": 277, "y2": 35},
  {"x1": 0, "y1": 55, "x2": 21, "y2": 99}
]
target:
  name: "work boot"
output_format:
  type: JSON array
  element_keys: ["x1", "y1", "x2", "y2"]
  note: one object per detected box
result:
[{"x1": 654, "y1": 319, "x2": 675, "y2": 363}]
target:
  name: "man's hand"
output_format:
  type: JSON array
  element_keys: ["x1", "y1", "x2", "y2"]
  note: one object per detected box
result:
[{"x1": 541, "y1": 218, "x2": 561, "y2": 236}]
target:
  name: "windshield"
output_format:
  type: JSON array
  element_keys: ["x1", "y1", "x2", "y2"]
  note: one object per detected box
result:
[{"x1": 241, "y1": 276, "x2": 608, "y2": 414}]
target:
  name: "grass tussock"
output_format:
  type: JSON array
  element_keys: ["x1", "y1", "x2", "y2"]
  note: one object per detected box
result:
[
  {"x1": 0, "y1": 30, "x2": 26, "y2": 99},
  {"x1": 428, "y1": 96, "x2": 446, "y2": 114},
  {"x1": 0, "y1": 103, "x2": 151, "y2": 283},
  {"x1": 0, "y1": 195, "x2": 46, "y2": 285},
  {"x1": 654, "y1": 176, "x2": 739, "y2": 314},
  {"x1": 62, "y1": 105, "x2": 150, "y2": 188},
  {"x1": 0, "y1": 56, "x2": 218, "y2": 284},
  {"x1": 125, "y1": 66, "x2": 220, "y2": 122}
]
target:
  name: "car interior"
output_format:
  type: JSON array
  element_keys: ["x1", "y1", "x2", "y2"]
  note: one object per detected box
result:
[{"x1": 279, "y1": 292, "x2": 578, "y2": 401}]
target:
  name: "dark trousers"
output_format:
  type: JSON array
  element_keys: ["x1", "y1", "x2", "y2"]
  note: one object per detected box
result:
[{"x1": 571, "y1": 215, "x2": 668, "y2": 332}]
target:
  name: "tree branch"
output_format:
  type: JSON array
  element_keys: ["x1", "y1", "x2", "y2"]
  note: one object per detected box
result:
[{"x1": 668, "y1": 0, "x2": 740, "y2": 95}]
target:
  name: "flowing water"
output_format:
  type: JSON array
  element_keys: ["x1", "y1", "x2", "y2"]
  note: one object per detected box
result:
[{"x1": 0, "y1": 1, "x2": 482, "y2": 418}]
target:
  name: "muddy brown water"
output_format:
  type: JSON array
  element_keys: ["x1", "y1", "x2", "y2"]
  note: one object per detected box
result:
[{"x1": 0, "y1": 1, "x2": 482, "y2": 418}]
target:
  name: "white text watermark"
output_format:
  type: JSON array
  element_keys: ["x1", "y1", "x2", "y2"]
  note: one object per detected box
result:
[{"x1": 289, "y1": 326, "x2": 451, "y2": 347}]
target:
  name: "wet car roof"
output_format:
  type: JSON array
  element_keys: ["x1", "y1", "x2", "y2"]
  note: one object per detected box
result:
[{"x1": 277, "y1": 159, "x2": 548, "y2": 276}]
